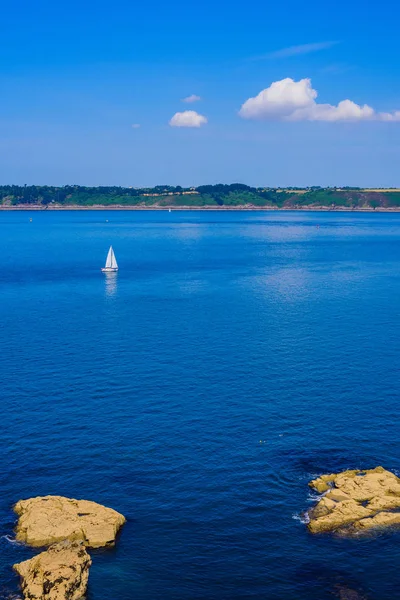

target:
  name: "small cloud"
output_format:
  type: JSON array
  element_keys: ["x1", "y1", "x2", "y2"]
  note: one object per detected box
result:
[
  {"x1": 182, "y1": 94, "x2": 201, "y2": 103},
  {"x1": 239, "y1": 78, "x2": 400, "y2": 122},
  {"x1": 131, "y1": 123, "x2": 140, "y2": 129},
  {"x1": 254, "y1": 41, "x2": 338, "y2": 60},
  {"x1": 169, "y1": 110, "x2": 208, "y2": 128}
]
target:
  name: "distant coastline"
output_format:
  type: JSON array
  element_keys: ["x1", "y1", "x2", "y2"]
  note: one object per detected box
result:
[
  {"x1": 2, "y1": 204, "x2": 400, "y2": 212},
  {"x1": 1, "y1": 184, "x2": 400, "y2": 211}
]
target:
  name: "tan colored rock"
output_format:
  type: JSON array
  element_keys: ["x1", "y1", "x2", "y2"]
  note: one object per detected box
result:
[
  {"x1": 325, "y1": 490, "x2": 351, "y2": 503},
  {"x1": 308, "y1": 467, "x2": 400, "y2": 534},
  {"x1": 357, "y1": 511, "x2": 400, "y2": 530},
  {"x1": 308, "y1": 499, "x2": 372, "y2": 533},
  {"x1": 14, "y1": 496, "x2": 126, "y2": 548},
  {"x1": 309, "y1": 473, "x2": 337, "y2": 493},
  {"x1": 309, "y1": 496, "x2": 338, "y2": 519},
  {"x1": 14, "y1": 540, "x2": 91, "y2": 600}
]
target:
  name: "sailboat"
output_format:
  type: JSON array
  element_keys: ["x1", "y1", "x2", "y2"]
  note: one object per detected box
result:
[{"x1": 101, "y1": 246, "x2": 118, "y2": 272}]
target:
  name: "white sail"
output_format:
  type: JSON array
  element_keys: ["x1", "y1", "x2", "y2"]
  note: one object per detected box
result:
[
  {"x1": 110, "y1": 248, "x2": 118, "y2": 269},
  {"x1": 105, "y1": 246, "x2": 118, "y2": 269}
]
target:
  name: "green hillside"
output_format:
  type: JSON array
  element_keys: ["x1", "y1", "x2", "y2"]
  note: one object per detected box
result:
[{"x1": 1, "y1": 184, "x2": 400, "y2": 208}]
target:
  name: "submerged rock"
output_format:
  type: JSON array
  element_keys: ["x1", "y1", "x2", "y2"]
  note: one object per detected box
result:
[
  {"x1": 308, "y1": 466, "x2": 400, "y2": 534},
  {"x1": 14, "y1": 496, "x2": 126, "y2": 548},
  {"x1": 14, "y1": 540, "x2": 91, "y2": 600},
  {"x1": 334, "y1": 585, "x2": 368, "y2": 600}
]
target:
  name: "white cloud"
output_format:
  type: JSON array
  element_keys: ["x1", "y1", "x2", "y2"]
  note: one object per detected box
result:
[
  {"x1": 182, "y1": 94, "x2": 201, "y2": 103},
  {"x1": 131, "y1": 123, "x2": 140, "y2": 129},
  {"x1": 169, "y1": 110, "x2": 208, "y2": 128},
  {"x1": 239, "y1": 78, "x2": 400, "y2": 122},
  {"x1": 240, "y1": 78, "x2": 316, "y2": 120}
]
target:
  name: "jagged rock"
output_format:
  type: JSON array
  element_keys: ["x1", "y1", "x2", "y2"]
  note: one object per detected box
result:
[
  {"x1": 308, "y1": 466, "x2": 400, "y2": 534},
  {"x1": 14, "y1": 496, "x2": 126, "y2": 548},
  {"x1": 13, "y1": 540, "x2": 91, "y2": 600}
]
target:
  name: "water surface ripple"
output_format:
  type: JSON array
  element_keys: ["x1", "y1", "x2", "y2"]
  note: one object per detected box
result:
[{"x1": 0, "y1": 211, "x2": 399, "y2": 599}]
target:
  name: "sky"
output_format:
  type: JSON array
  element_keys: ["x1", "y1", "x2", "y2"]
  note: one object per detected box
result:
[{"x1": 1, "y1": 0, "x2": 400, "y2": 187}]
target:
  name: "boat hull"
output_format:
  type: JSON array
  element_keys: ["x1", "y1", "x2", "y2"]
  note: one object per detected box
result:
[{"x1": 101, "y1": 268, "x2": 118, "y2": 272}]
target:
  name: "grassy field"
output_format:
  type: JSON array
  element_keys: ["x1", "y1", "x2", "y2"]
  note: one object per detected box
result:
[
  {"x1": 283, "y1": 188, "x2": 400, "y2": 193},
  {"x1": 362, "y1": 188, "x2": 400, "y2": 192}
]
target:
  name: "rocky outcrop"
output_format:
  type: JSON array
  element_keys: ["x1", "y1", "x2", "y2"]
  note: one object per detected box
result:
[
  {"x1": 13, "y1": 540, "x2": 91, "y2": 600},
  {"x1": 14, "y1": 496, "x2": 126, "y2": 548},
  {"x1": 308, "y1": 466, "x2": 400, "y2": 534}
]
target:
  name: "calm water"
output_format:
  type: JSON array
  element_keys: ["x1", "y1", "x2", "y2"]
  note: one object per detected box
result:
[{"x1": 0, "y1": 210, "x2": 399, "y2": 600}]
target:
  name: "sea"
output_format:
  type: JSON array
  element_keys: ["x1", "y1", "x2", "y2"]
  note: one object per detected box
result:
[{"x1": 0, "y1": 210, "x2": 399, "y2": 600}]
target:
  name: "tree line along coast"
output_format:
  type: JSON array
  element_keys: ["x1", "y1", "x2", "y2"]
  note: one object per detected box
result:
[{"x1": 1, "y1": 184, "x2": 400, "y2": 209}]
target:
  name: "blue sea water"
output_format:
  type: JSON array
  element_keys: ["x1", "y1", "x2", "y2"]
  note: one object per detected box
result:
[{"x1": 0, "y1": 210, "x2": 399, "y2": 600}]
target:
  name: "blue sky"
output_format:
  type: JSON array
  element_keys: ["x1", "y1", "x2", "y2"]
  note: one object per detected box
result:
[{"x1": 1, "y1": 0, "x2": 399, "y2": 187}]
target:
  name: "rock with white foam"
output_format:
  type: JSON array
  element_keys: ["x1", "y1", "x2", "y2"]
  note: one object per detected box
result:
[{"x1": 308, "y1": 466, "x2": 400, "y2": 534}]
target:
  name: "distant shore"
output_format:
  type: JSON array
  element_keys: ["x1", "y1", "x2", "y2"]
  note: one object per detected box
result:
[
  {"x1": 2, "y1": 185, "x2": 400, "y2": 211},
  {"x1": 1, "y1": 204, "x2": 400, "y2": 212}
]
